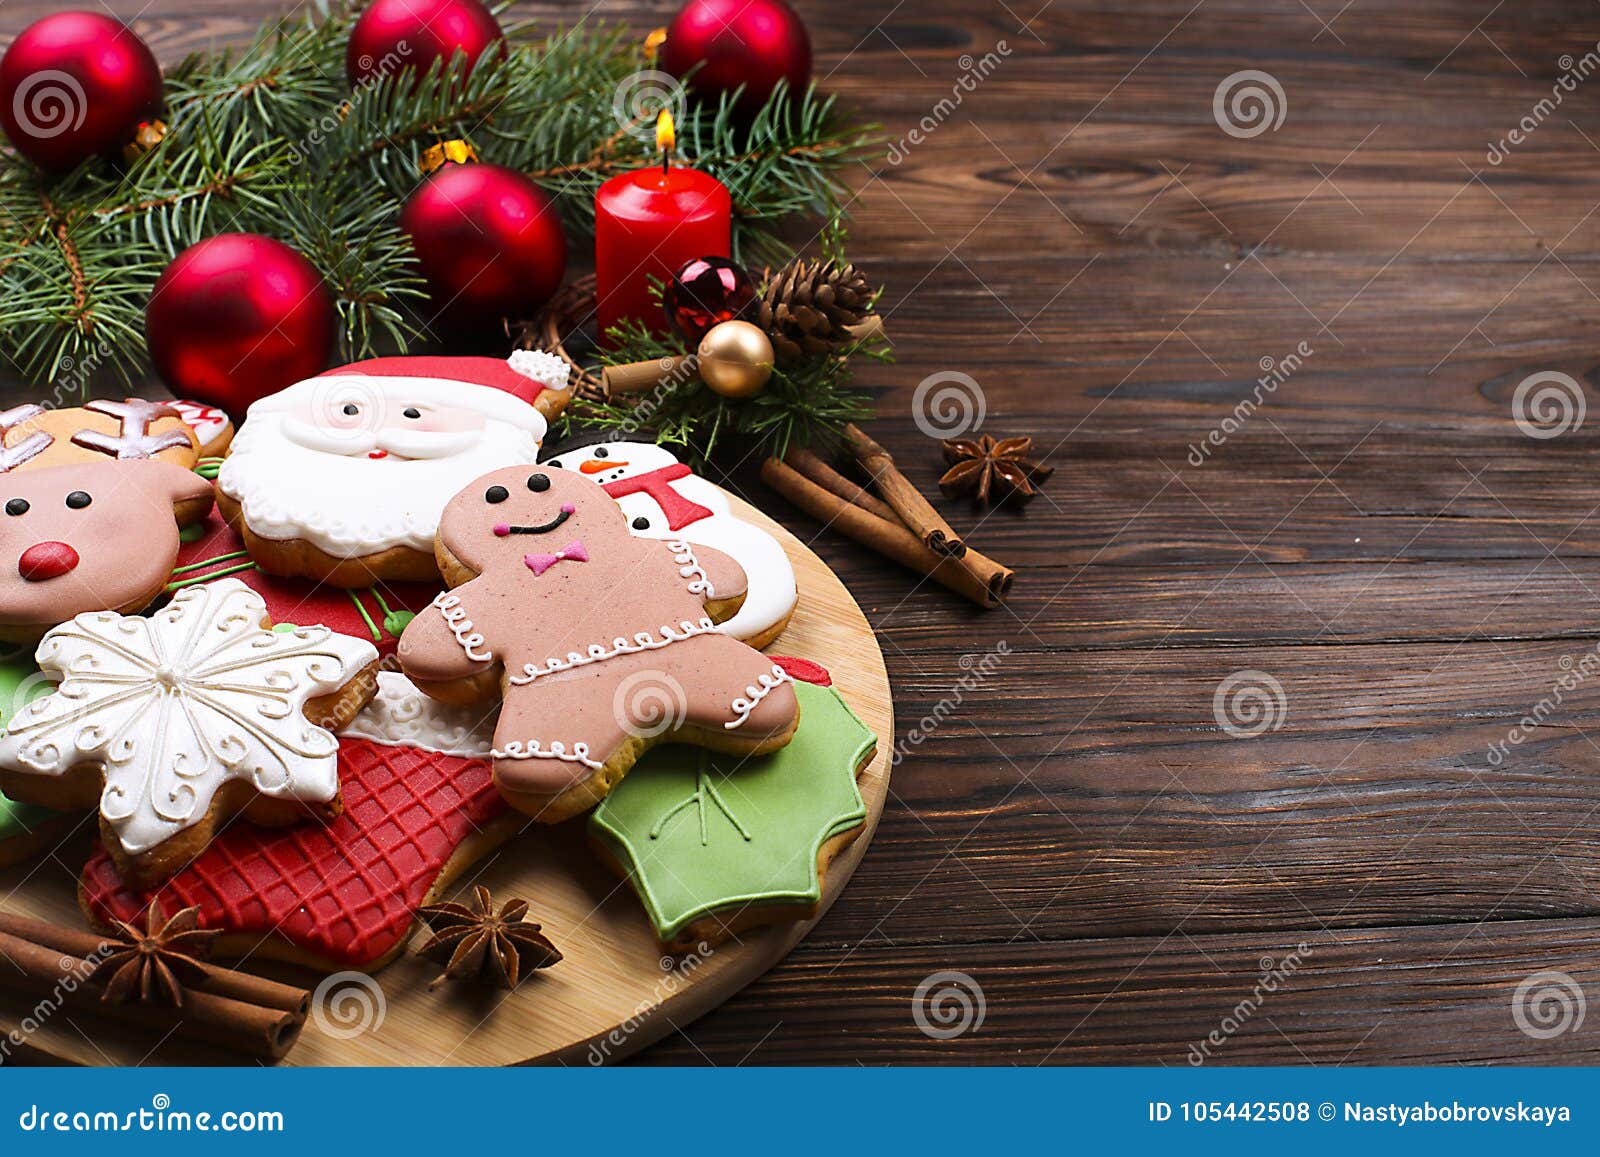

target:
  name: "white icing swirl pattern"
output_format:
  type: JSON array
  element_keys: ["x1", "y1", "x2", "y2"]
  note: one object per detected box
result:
[
  {"x1": 506, "y1": 618, "x2": 718, "y2": 686},
  {"x1": 725, "y1": 664, "x2": 794, "y2": 730},
  {"x1": 433, "y1": 593, "x2": 491, "y2": 662},
  {"x1": 665, "y1": 538, "x2": 713, "y2": 597},
  {"x1": 340, "y1": 671, "x2": 497, "y2": 758},
  {"x1": 0, "y1": 579, "x2": 378, "y2": 856},
  {"x1": 490, "y1": 738, "x2": 603, "y2": 770}
]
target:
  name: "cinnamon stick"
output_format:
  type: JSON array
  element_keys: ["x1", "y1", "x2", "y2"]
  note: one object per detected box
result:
[
  {"x1": 783, "y1": 446, "x2": 899, "y2": 522},
  {"x1": 0, "y1": 911, "x2": 308, "y2": 1059},
  {"x1": 762, "y1": 457, "x2": 1012, "y2": 607},
  {"x1": 603, "y1": 356, "x2": 690, "y2": 396},
  {"x1": 843, "y1": 423, "x2": 967, "y2": 559}
]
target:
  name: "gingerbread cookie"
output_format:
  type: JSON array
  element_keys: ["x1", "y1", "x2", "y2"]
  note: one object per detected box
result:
[
  {"x1": 215, "y1": 353, "x2": 568, "y2": 587},
  {"x1": 0, "y1": 458, "x2": 215, "y2": 643},
  {"x1": 397, "y1": 465, "x2": 801, "y2": 823},
  {"x1": 168, "y1": 508, "x2": 440, "y2": 659},
  {"x1": 590, "y1": 659, "x2": 873, "y2": 949},
  {"x1": 0, "y1": 578, "x2": 380, "y2": 888},
  {"x1": 543, "y1": 439, "x2": 797, "y2": 649},
  {"x1": 169, "y1": 399, "x2": 235, "y2": 458},
  {"x1": 0, "y1": 399, "x2": 200, "y2": 474},
  {"x1": 81, "y1": 672, "x2": 519, "y2": 972},
  {"x1": 0, "y1": 645, "x2": 74, "y2": 868}
]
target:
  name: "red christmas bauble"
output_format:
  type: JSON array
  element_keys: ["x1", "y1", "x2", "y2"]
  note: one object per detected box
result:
[
  {"x1": 146, "y1": 234, "x2": 336, "y2": 413},
  {"x1": 400, "y1": 162, "x2": 567, "y2": 333},
  {"x1": 345, "y1": 0, "x2": 504, "y2": 88},
  {"x1": 665, "y1": 256, "x2": 754, "y2": 343},
  {"x1": 661, "y1": 0, "x2": 812, "y2": 112},
  {"x1": 0, "y1": 12, "x2": 163, "y2": 172}
]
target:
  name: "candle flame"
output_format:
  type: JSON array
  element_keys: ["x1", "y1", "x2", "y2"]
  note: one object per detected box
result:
[{"x1": 656, "y1": 109, "x2": 675, "y2": 156}]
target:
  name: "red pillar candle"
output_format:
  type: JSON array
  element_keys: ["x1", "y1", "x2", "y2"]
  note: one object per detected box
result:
[{"x1": 594, "y1": 111, "x2": 731, "y2": 341}]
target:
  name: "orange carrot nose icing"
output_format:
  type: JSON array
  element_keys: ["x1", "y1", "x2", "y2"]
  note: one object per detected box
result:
[{"x1": 580, "y1": 458, "x2": 626, "y2": 474}]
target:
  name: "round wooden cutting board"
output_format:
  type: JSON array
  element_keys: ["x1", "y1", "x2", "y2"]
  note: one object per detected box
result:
[{"x1": 0, "y1": 497, "x2": 892, "y2": 1066}]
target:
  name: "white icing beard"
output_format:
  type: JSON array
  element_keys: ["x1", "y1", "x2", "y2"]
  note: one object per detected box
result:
[
  {"x1": 219, "y1": 411, "x2": 543, "y2": 558},
  {"x1": 340, "y1": 671, "x2": 498, "y2": 758}
]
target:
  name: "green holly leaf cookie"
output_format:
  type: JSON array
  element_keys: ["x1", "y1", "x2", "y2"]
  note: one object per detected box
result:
[{"x1": 590, "y1": 680, "x2": 875, "y2": 945}]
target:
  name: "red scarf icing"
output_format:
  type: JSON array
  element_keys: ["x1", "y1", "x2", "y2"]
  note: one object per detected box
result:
[
  {"x1": 81, "y1": 736, "x2": 506, "y2": 969},
  {"x1": 601, "y1": 463, "x2": 714, "y2": 531}
]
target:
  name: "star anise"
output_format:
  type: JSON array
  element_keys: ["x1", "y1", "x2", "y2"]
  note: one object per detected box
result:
[
  {"x1": 939, "y1": 435, "x2": 1055, "y2": 506},
  {"x1": 89, "y1": 902, "x2": 220, "y2": 1007},
  {"x1": 417, "y1": 886, "x2": 563, "y2": 991}
]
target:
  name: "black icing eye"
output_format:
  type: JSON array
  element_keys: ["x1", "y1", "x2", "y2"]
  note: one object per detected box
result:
[
  {"x1": 4, "y1": 498, "x2": 28, "y2": 516},
  {"x1": 527, "y1": 473, "x2": 551, "y2": 492},
  {"x1": 631, "y1": 516, "x2": 651, "y2": 530},
  {"x1": 403, "y1": 407, "x2": 421, "y2": 419},
  {"x1": 65, "y1": 491, "x2": 91, "y2": 510},
  {"x1": 485, "y1": 485, "x2": 509, "y2": 504},
  {"x1": 593, "y1": 447, "x2": 610, "y2": 459},
  {"x1": 342, "y1": 403, "x2": 359, "y2": 416}
]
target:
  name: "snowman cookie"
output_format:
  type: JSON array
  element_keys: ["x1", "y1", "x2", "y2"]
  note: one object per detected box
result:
[
  {"x1": 397, "y1": 465, "x2": 801, "y2": 823},
  {"x1": 215, "y1": 353, "x2": 567, "y2": 587},
  {"x1": 0, "y1": 578, "x2": 380, "y2": 887},
  {"x1": 543, "y1": 440, "x2": 797, "y2": 648},
  {"x1": 0, "y1": 459, "x2": 214, "y2": 643}
]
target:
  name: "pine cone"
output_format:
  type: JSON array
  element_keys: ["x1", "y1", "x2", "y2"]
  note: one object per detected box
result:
[{"x1": 756, "y1": 259, "x2": 877, "y2": 363}]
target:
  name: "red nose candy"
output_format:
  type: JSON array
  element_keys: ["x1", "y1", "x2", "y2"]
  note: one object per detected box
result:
[{"x1": 18, "y1": 541, "x2": 79, "y2": 582}]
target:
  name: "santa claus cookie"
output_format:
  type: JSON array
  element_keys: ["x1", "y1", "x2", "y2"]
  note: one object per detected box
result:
[
  {"x1": 542, "y1": 439, "x2": 797, "y2": 649},
  {"x1": 0, "y1": 459, "x2": 214, "y2": 643},
  {"x1": 81, "y1": 672, "x2": 519, "y2": 972},
  {"x1": 0, "y1": 578, "x2": 380, "y2": 888},
  {"x1": 397, "y1": 465, "x2": 802, "y2": 822},
  {"x1": 0, "y1": 399, "x2": 200, "y2": 474},
  {"x1": 215, "y1": 352, "x2": 568, "y2": 587}
]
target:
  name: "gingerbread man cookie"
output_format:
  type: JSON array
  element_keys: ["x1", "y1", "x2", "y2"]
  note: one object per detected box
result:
[
  {"x1": 397, "y1": 465, "x2": 801, "y2": 822},
  {"x1": 0, "y1": 399, "x2": 201, "y2": 474},
  {"x1": 0, "y1": 459, "x2": 214, "y2": 643},
  {"x1": 215, "y1": 354, "x2": 566, "y2": 587},
  {"x1": 0, "y1": 578, "x2": 380, "y2": 887}
]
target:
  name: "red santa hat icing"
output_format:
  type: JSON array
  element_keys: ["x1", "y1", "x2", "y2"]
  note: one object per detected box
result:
[{"x1": 248, "y1": 353, "x2": 569, "y2": 435}]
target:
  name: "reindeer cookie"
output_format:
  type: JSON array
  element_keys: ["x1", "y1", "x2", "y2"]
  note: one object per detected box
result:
[
  {"x1": 0, "y1": 459, "x2": 214, "y2": 643},
  {"x1": 398, "y1": 466, "x2": 801, "y2": 822}
]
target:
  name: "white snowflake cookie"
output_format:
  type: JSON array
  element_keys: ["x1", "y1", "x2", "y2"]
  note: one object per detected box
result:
[{"x1": 0, "y1": 578, "x2": 379, "y2": 886}]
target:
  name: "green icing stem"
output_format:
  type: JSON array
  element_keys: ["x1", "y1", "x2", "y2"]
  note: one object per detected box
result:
[
  {"x1": 0, "y1": 648, "x2": 59, "y2": 841},
  {"x1": 589, "y1": 680, "x2": 875, "y2": 942}
]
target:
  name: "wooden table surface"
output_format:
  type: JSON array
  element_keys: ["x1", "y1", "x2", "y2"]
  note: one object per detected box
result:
[{"x1": 7, "y1": 0, "x2": 1600, "y2": 1065}]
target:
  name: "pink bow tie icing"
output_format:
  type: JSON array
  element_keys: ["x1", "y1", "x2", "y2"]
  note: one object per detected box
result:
[{"x1": 524, "y1": 540, "x2": 589, "y2": 576}]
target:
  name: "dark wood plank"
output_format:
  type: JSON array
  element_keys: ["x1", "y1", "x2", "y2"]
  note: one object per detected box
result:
[{"x1": 637, "y1": 919, "x2": 1600, "y2": 1065}]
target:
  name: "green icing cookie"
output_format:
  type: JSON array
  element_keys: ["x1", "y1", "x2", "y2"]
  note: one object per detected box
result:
[
  {"x1": 0, "y1": 645, "x2": 60, "y2": 842},
  {"x1": 590, "y1": 680, "x2": 875, "y2": 944}
]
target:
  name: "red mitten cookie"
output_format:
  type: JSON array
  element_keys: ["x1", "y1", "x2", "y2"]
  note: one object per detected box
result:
[
  {"x1": 81, "y1": 672, "x2": 517, "y2": 972},
  {"x1": 397, "y1": 465, "x2": 801, "y2": 822},
  {"x1": 0, "y1": 458, "x2": 213, "y2": 643}
]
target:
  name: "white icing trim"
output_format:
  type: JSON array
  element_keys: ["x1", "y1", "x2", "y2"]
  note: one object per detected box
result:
[
  {"x1": 433, "y1": 593, "x2": 492, "y2": 663},
  {"x1": 665, "y1": 538, "x2": 713, "y2": 597},
  {"x1": 340, "y1": 671, "x2": 496, "y2": 758},
  {"x1": 491, "y1": 738, "x2": 603, "y2": 770},
  {"x1": 725, "y1": 664, "x2": 794, "y2": 730},
  {"x1": 507, "y1": 618, "x2": 718, "y2": 686},
  {"x1": 0, "y1": 579, "x2": 377, "y2": 856},
  {"x1": 507, "y1": 348, "x2": 571, "y2": 392}
]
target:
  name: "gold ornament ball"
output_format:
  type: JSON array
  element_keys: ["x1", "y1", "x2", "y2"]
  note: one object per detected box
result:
[{"x1": 696, "y1": 320, "x2": 774, "y2": 398}]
